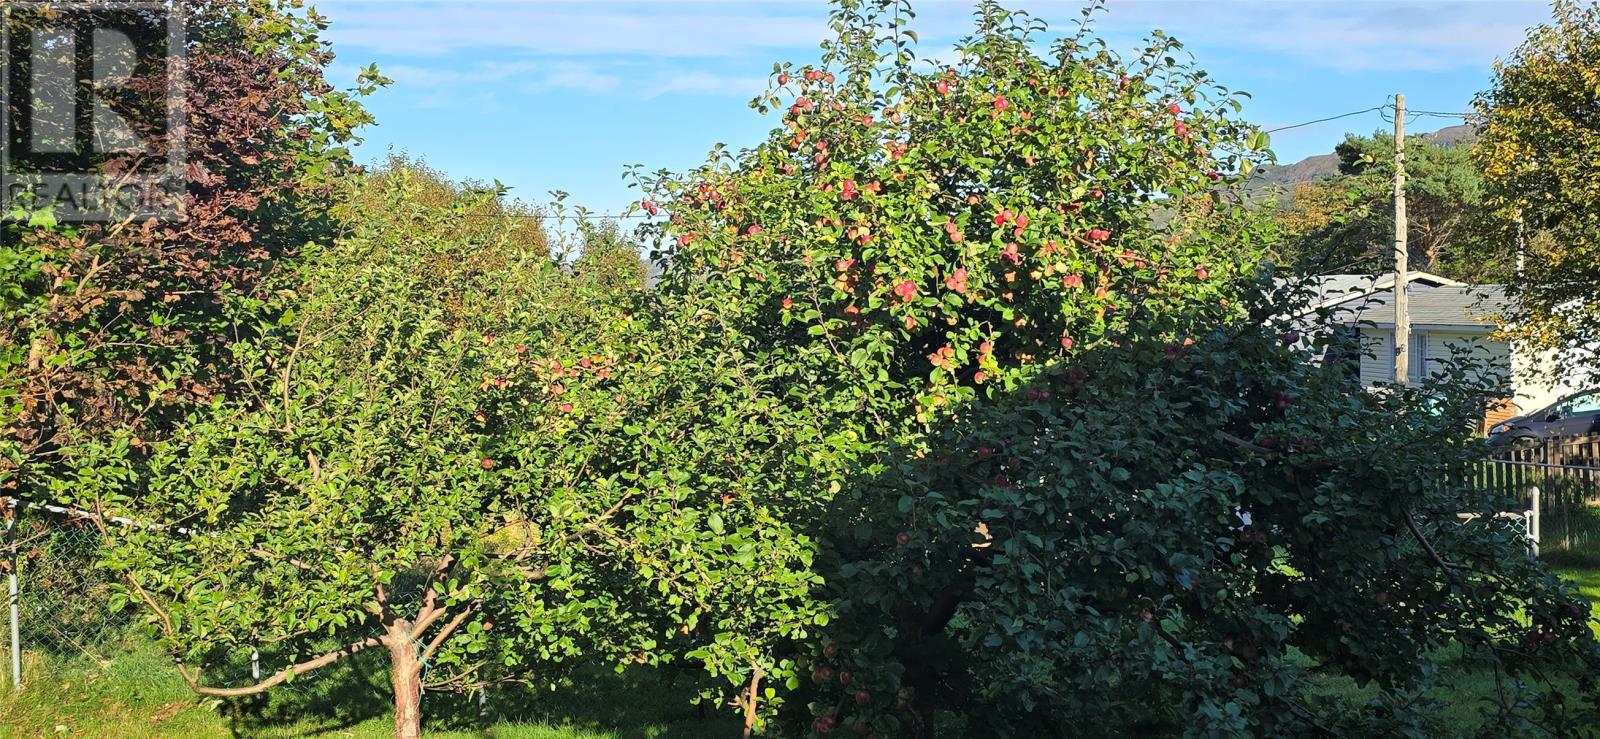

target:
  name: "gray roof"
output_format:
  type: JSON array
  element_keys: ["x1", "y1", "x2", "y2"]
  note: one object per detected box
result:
[
  {"x1": 1280, "y1": 272, "x2": 1464, "y2": 308},
  {"x1": 1324, "y1": 284, "x2": 1509, "y2": 329}
]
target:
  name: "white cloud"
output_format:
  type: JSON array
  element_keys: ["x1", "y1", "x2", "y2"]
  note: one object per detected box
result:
[
  {"x1": 643, "y1": 70, "x2": 770, "y2": 98},
  {"x1": 318, "y1": 1, "x2": 1552, "y2": 72},
  {"x1": 537, "y1": 62, "x2": 623, "y2": 94},
  {"x1": 358, "y1": 57, "x2": 765, "y2": 107},
  {"x1": 319, "y1": 0, "x2": 1553, "y2": 112},
  {"x1": 380, "y1": 59, "x2": 542, "y2": 86},
  {"x1": 318, "y1": 1, "x2": 831, "y2": 57},
  {"x1": 1092, "y1": 1, "x2": 1551, "y2": 72}
]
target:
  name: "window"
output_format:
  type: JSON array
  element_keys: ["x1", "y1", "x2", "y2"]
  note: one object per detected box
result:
[
  {"x1": 1393, "y1": 331, "x2": 1426, "y2": 382},
  {"x1": 1570, "y1": 392, "x2": 1600, "y2": 416}
]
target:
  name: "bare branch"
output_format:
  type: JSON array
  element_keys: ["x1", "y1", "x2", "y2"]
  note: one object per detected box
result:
[
  {"x1": 418, "y1": 604, "x2": 477, "y2": 663},
  {"x1": 1403, "y1": 510, "x2": 1469, "y2": 581},
  {"x1": 422, "y1": 661, "x2": 488, "y2": 691},
  {"x1": 414, "y1": 554, "x2": 459, "y2": 625},
  {"x1": 1213, "y1": 430, "x2": 1275, "y2": 455},
  {"x1": 188, "y1": 636, "x2": 386, "y2": 698}
]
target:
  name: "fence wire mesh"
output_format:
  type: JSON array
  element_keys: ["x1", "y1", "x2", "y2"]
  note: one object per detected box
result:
[
  {"x1": 1483, "y1": 435, "x2": 1600, "y2": 560},
  {"x1": 1, "y1": 499, "x2": 458, "y2": 704},
  {"x1": 1, "y1": 503, "x2": 179, "y2": 691}
]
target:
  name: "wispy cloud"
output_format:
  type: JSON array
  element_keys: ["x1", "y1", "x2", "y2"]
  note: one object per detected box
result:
[
  {"x1": 643, "y1": 70, "x2": 771, "y2": 98},
  {"x1": 319, "y1": 1, "x2": 1549, "y2": 73},
  {"x1": 349, "y1": 57, "x2": 766, "y2": 108},
  {"x1": 537, "y1": 62, "x2": 624, "y2": 94},
  {"x1": 1095, "y1": 1, "x2": 1550, "y2": 72},
  {"x1": 319, "y1": 1, "x2": 830, "y2": 58}
]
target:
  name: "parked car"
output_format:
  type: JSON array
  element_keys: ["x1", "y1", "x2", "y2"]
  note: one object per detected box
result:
[{"x1": 1488, "y1": 389, "x2": 1600, "y2": 447}]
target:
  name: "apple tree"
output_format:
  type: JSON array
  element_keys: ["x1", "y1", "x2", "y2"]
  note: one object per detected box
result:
[
  {"x1": 636, "y1": 0, "x2": 1600, "y2": 735},
  {"x1": 68, "y1": 164, "x2": 707, "y2": 739}
]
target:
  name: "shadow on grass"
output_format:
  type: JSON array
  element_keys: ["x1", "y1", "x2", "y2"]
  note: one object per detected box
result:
[{"x1": 220, "y1": 648, "x2": 739, "y2": 739}]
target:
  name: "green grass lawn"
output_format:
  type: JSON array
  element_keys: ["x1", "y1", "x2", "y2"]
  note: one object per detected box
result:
[
  {"x1": 0, "y1": 640, "x2": 738, "y2": 739},
  {"x1": 1296, "y1": 562, "x2": 1600, "y2": 737},
  {"x1": 1550, "y1": 558, "x2": 1600, "y2": 605},
  {"x1": 5, "y1": 565, "x2": 1599, "y2": 738}
]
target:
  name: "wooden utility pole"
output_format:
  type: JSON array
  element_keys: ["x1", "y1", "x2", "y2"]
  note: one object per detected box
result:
[{"x1": 1393, "y1": 94, "x2": 1410, "y2": 385}]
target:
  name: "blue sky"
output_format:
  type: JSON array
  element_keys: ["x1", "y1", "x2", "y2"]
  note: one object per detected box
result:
[{"x1": 316, "y1": 0, "x2": 1553, "y2": 219}]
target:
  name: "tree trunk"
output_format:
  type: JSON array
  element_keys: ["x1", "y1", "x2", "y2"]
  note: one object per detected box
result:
[
  {"x1": 741, "y1": 666, "x2": 765, "y2": 739},
  {"x1": 386, "y1": 621, "x2": 424, "y2": 739}
]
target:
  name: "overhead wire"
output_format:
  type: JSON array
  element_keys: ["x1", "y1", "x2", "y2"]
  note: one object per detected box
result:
[
  {"x1": 1264, "y1": 105, "x2": 1386, "y2": 134},
  {"x1": 426, "y1": 101, "x2": 1441, "y2": 221}
]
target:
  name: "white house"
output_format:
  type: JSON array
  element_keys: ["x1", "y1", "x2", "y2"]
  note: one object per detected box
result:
[{"x1": 1308, "y1": 271, "x2": 1578, "y2": 428}]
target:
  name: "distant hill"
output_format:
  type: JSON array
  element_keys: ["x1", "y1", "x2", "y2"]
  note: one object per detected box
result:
[{"x1": 1248, "y1": 124, "x2": 1475, "y2": 204}]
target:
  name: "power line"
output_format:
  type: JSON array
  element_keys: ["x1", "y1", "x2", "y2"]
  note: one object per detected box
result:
[
  {"x1": 1264, "y1": 105, "x2": 1387, "y2": 135},
  {"x1": 451, "y1": 213, "x2": 648, "y2": 221},
  {"x1": 409, "y1": 102, "x2": 1438, "y2": 222}
]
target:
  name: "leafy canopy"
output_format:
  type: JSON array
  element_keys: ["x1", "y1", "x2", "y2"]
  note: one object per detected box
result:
[
  {"x1": 1473, "y1": 0, "x2": 1600, "y2": 381},
  {"x1": 1274, "y1": 130, "x2": 1500, "y2": 281},
  {"x1": 637, "y1": 1, "x2": 1600, "y2": 735}
]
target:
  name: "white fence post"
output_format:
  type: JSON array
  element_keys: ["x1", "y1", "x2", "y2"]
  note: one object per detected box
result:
[
  {"x1": 6, "y1": 509, "x2": 20, "y2": 691},
  {"x1": 1528, "y1": 485, "x2": 1541, "y2": 557}
]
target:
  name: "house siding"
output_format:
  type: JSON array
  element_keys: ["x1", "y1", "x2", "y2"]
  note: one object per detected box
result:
[
  {"x1": 1358, "y1": 328, "x2": 1394, "y2": 387},
  {"x1": 1423, "y1": 332, "x2": 1510, "y2": 384},
  {"x1": 1358, "y1": 329, "x2": 1509, "y2": 387}
]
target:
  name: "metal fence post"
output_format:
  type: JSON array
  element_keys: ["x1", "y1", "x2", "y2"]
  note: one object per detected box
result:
[{"x1": 6, "y1": 508, "x2": 20, "y2": 691}]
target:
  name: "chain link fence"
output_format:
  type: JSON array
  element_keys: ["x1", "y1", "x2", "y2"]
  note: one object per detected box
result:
[
  {"x1": 0, "y1": 499, "x2": 464, "y2": 707},
  {"x1": 2, "y1": 500, "x2": 175, "y2": 693}
]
